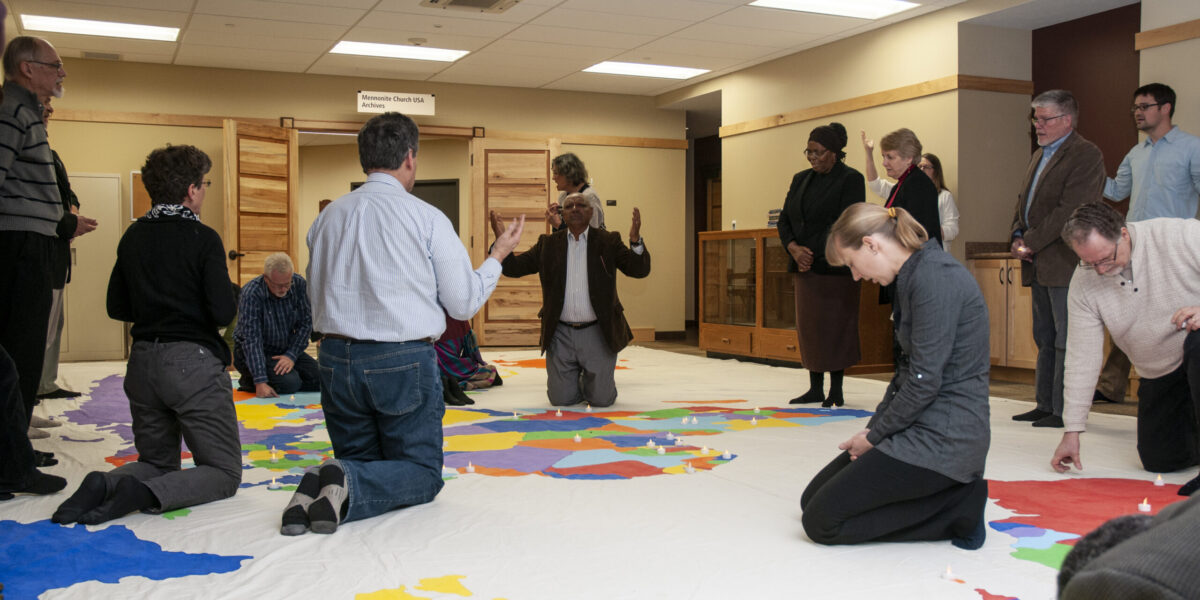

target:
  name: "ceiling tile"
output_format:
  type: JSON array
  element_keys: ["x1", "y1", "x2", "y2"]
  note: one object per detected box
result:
[
  {"x1": 504, "y1": 24, "x2": 655, "y2": 50},
  {"x1": 606, "y1": 49, "x2": 739, "y2": 71},
  {"x1": 307, "y1": 53, "x2": 450, "y2": 78},
  {"x1": 31, "y1": 32, "x2": 177, "y2": 56},
  {"x1": 188, "y1": 14, "x2": 349, "y2": 40},
  {"x1": 193, "y1": 0, "x2": 365, "y2": 26},
  {"x1": 482, "y1": 38, "x2": 621, "y2": 61},
  {"x1": 530, "y1": 7, "x2": 693, "y2": 36},
  {"x1": 641, "y1": 35, "x2": 782, "y2": 60},
  {"x1": 372, "y1": 0, "x2": 557, "y2": 24},
  {"x1": 451, "y1": 49, "x2": 593, "y2": 72},
  {"x1": 180, "y1": 30, "x2": 333, "y2": 53},
  {"x1": 559, "y1": 0, "x2": 731, "y2": 21},
  {"x1": 671, "y1": 21, "x2": 820, "y2": 47},
  {"x1": 543, "y1": 72, "x2": 681, "y2": 95},
  {"x1": 342, "y1": 25, "x2": 494, "y2": 51},
  {"x1": 709, "y1": 5, "x2": 866, "y2": 33},
  {"x1": 175, "y1": 43, "x2": 321, "y2": 66},
  {"x1": 430, "y1": 64, "x2": 569, "y2": 88},
  {"x1": 360, "y1": 9, "x2": 522, "y2": 37}
]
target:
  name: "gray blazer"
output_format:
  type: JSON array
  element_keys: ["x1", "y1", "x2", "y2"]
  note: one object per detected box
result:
[{"x1": 865, "y1": 240, "x2": 991, "y2": 483}]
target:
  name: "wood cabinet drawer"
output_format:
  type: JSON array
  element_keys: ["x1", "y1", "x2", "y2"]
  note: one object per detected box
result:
[
  {"x1": 699, "y1": 326, "x2": 753, "y2": 355},
  {"x1": 755, "y1": 328, "x2": 803, "y2": 362}
]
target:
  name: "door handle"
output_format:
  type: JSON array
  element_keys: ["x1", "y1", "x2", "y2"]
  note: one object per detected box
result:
[
  {"x1": 228, "y1": 249, "x2": 246, "y2": 261},
  {"x1": 1007, "y1": 266, "x2": 1013, "y2": 284},
  {"x1": 998, "y1": 268, "x2": 1003, "y2": 285}
]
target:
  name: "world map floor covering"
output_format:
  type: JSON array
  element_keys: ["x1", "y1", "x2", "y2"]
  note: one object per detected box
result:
[{"x1": 1, "y1": 346, "x2": 1191, "y2": 600}]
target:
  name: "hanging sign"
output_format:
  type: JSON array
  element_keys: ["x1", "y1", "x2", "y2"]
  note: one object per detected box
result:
[{"x1": 356, "y1": 91, "x2": 436, "y2": 115}]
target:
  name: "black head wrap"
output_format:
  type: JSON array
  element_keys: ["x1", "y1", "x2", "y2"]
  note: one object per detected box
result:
[{"x1": 808, "y1": 122, "x2": 848, "y2": 160}]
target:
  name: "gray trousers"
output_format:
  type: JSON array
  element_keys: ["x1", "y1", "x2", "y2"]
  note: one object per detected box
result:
[
  {"x1": 106, "y1": 340, "x2": 242, "y2": 512},
  {"x1": 547, "y1": 323, "x2": 617, "y2": 407},
  {"x1": 38, "y1": 287, "x2": 65, "y2": 395}
]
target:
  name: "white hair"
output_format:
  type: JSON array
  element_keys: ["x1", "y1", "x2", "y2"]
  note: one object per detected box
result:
[{"x1": 264, "y1": 252, "x2": 294, "y2": 275}]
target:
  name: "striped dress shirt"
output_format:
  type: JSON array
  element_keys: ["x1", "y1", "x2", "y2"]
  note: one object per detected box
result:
[
  {"x1": 306, "y1": 172, "x2": 501, "y2": 342},
  {"x1": 234, "y1": 273, "x2": 312, "y2": 384}
]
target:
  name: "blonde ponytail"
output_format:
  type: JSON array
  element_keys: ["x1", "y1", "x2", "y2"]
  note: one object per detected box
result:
[{"x1": 825, "y1": 203, "x2": 928, "y2": 266}]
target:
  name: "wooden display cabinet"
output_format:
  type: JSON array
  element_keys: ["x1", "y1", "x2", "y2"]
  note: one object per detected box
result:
[
  {"x1": 970, "y1": 258, "x2": 1036, "y2": 368},
  {"x1": 699, "y1": 228, "x2": 894, "y2": 374}
]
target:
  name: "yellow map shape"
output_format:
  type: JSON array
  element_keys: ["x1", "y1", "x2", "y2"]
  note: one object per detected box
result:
[
  {"x1": 445, "y1": 431, "x2": 526, "y2": 452},
  {"x1": 357, "y1": 574, "x2": 507, "y2": 600},
  {"x1": 721, "y1": 417, "x2": 800, "y2": 431},
  {"x1": 444, "y1": 409, "x2": 496, "y2": 426},
  {"x1": 235, "y1": 403, "x2": 308, "y2": 430}
]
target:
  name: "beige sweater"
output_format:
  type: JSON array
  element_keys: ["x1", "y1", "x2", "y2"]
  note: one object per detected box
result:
[{"x1": 1063, "y1": 218, "x2": 1200, "y2": 431}]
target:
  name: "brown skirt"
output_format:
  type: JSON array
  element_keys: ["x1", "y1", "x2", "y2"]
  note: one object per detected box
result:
[{"x1": 793, "y1": 271, "x2": 861, "y2": 372}]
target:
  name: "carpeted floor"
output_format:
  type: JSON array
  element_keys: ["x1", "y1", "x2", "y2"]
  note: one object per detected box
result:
[{"x1": 1, "y1": 346, "x2": 1189, "y2": 600}]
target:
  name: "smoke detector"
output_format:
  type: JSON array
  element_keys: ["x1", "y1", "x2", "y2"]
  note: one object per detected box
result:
[{"x1": 420, "y1": 0, "x2": 521, "y2": 14}]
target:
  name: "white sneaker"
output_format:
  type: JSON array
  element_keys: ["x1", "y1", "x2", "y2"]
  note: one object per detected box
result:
[
  {"x1": 28, "y1": 426, "x2": 50, "y2": 439},
  {"x1": 30, "y1": 415, "x2": 62, "y2": 428}
]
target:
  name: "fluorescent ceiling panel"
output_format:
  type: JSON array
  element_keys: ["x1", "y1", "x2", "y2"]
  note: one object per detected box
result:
[
  {"x1": 330, "y1": 40, "x2": 468, "y2": 62},
  {"x1": 748, "y1": 0, "x2": 918, "y2": 19},
  {"x1": 21, "y1": 14, "x2": 180, "y2": 42},
  {"x1": 583, "y1": 61, "x2": 709, "y2": 80}
]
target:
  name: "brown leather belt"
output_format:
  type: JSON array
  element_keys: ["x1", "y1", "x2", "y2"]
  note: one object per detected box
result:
[{"x1": 561, "y1": 321, "x2": 598, "y2": 330}]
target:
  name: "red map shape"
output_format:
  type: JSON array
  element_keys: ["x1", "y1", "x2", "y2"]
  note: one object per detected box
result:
[
  {"x1": 974, "y1": 589, "x2": 1018, "y2": 600},
  {"x1": 989, "y1": 478, "x2": 1185, "y2": 539},
  {"x1": 546, "y1": 460, "x2": 663, "y2": 478}
]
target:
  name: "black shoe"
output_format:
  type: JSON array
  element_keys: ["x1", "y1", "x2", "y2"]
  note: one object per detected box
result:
[
  {"x1": 821, "y1": 389, "x2": 844, "y2": 408},
  {"x1": 33, "y1": 450, "x2": 58, "y2": 467},
  {"x1": 1012, "y1": 408, "x2": 1051, "y2": 422},
  {"x1": 789, "y1": 388, "x2": 825, "y2": 405},
  {"x1": 37, "y1": 388, "x2": 82, "y2": 399},
  {"x1": 1093, "y1": 390, "x2": 1121, "y2": 404},
  {"x1": 1032, "y1": 415, "x2": 1064, "y2": 428},
  {"x1": 1179, "y1": 474, "x2": 1200, "y2": 497}
]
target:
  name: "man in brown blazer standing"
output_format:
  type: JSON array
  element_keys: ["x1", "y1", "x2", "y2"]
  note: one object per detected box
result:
[
  {"x1": 490, "y1": 192, "x2": 650, "y2": 407},
  {"x1": 1010, "y1": 89, "x2": 1106, "y2": 428}
]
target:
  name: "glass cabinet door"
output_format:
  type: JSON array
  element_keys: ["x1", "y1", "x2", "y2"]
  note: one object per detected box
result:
[
  {"x1": 762, "y1": 236, "x2": 796, "y2": 330},
  {"x1": 702, "y1": 237, "x2": 756, "y2": 326}
]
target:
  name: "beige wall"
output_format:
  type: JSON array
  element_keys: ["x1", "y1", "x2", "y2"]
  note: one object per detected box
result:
[
  {"x1": 560, "y1": 144, "x2": 687, "y2": 333},
  {"x1": 1141, "y1": 0, "x2": 1200, "y2": 135},
  {"x1": 657, "y1": 0, "x2": 1034, "y2": 262}
]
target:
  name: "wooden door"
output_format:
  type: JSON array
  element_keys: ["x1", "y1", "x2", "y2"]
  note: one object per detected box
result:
[
  {"x1": 470, "y1": 137, "x2": 552, "y2": 346},
  {"x1": 971, "y1": 259, "x2": 1009, "y2": 366},
  {"x1": 222, "y1": 120, "x2": 299, "y2": 285},
  {"x1": 1006, "y1": 260, "x2": 1038, "y2": 369}
]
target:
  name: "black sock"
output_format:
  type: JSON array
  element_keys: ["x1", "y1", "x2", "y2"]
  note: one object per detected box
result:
[
  {"x1": 308, "y1": 463, "x2": 349, "y2": 534},
  {"x1": 824, "y1": 371, "x2": 845, "y2": 407},
  {"x1": 952, "y1": 517, "x2": 987, "y2": 550},
  {"x1": 449, "y1": 382, "x2": 475, "y2": 405},
  {"x1": 442, "y1": 377, "x2": 468, "y2": 406},
  {"x1": 52, "y1": 471, "x2": 108, "y2": 524},
  {"x1": 77, "y1": 477, "x2": 157, "y2": 525},
  {"x1": 790, "y1": 371, "x2": 825, "y2": 404},
  {"x1": 281, "y1": 470, "x2": 321, "y2": 536}
]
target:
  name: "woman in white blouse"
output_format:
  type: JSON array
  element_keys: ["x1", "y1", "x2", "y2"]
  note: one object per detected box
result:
[{"x1": 861, "y1": 132, "x2": 960, "y2": 252}]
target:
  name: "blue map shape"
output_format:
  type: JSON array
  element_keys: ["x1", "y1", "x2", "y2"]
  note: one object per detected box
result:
[{"x1": 0, "y1": 520, "x2": 250, "y2": 599}]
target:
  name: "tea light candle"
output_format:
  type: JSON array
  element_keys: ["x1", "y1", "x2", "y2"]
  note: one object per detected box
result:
[
  {"x1": 1138, "y1": 498, "x2": 1152, "y2": 513},
  {"x1": 267, "y1": 477, "x2": 281, "y2": 490},
  {"x1": 1154, "y1": 474, "x2": 1165, "y2": 486},
  {"x1": 466, "y1": 462, "x2": 475, "y2": 474},
  {"x1": 270, "y1": 446, "x2": 279, "y2": 463}
]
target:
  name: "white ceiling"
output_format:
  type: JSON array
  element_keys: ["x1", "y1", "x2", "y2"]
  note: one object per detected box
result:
[{"x1": 7, "y1": 0, "x2": 970, "y2": 96}]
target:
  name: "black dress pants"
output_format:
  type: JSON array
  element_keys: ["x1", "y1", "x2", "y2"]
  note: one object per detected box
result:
[
  {"x1": 0, "y1": 231, "x2": 54, "y2": 420},
  {"x1": 1135, "y1": 329, "x2": 1200, "y2": 472},
  {"x1": 0, "y1": 343, "x2": 37, "y2": 492},
  {"x1": 800, "y1": 449, "x2": 988, "y2": 545}
]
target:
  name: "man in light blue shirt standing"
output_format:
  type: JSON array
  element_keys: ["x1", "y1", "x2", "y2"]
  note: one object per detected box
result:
[
  {"x1": 281, "y1": 112, "x2": 525, "y2": 536},
  {"x1": 1094, "y1": 83, "x2": 1200, "y2": 405}
]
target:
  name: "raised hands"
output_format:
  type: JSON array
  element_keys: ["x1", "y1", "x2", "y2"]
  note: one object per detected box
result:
[
  {"x1": 488, "y1": 211, "x2": 526, "y2": 262},
  {"x1": 630, "y1": 207, "x2": 642, "y2": 243}
]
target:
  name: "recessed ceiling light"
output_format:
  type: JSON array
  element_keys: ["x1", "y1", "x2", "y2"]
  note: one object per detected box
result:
[
  {"x1": 749, "y1": 0, "x2": 918, "y2": 19},
  {"x1": 21, "y1": 14, "x2": 179, "y2": 42},
  {"x1": 583, "y1": 61, "x2": 709, "y2": 80},
  {"x1": 331, "y1": 41, "x2": 468, "y2": 62}
]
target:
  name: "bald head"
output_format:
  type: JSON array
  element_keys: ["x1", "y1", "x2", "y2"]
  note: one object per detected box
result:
[{"x1": 3, "y1": 36, "x2": 66, "y2": 98}]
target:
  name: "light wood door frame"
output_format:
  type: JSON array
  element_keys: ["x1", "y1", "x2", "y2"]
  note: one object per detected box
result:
[
  {"x1": 469, "y1": 136, "x2": 555, "y2": 346},
  {"x1": 222, "y1": 120, "x2": 299, "y2": 284}
]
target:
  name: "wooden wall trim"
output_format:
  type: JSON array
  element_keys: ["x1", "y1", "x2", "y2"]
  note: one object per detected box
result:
[
  {"x1": 487, "y1": 128, "x2": 687, "y2": 150},
  {"x1": 1135, "y1": 17, "x2": 1200, "y2": 51},
  {"x1": 55, "y1": 109, "x2": 274, "y2": 128},
  {"x1": 719, "y1": 74, "x2": 1034, "y2": 139}
]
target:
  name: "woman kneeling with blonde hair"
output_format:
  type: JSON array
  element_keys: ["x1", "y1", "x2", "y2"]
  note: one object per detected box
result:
[{"x1": 799, "y1": 203, "x2": 992, "y2": 549}]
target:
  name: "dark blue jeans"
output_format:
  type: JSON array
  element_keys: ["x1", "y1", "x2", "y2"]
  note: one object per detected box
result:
[{"x1": 317, "y1": 339, "x2": 445, "y2": 523}]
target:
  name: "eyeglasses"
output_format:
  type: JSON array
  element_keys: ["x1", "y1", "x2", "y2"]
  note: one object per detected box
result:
[
  {"x1": 28, "y1": 59, "x2": 65, "y2": 71},
  {"x1": 1131, "y1": 103, "x2": 1161, "y2": 113},
  {"x1": 804, "y1": 148, "x2": 829, "y2": 158},
  {"x1": 201, "y1": 180, "x2": 213, "y2": 188},
  {"x1": 1078, "y1": 238, "x2": 1121, "y2": 270},
  {"x1": 1030, "y1": 114, "x2": 1067, "y2": 126}
]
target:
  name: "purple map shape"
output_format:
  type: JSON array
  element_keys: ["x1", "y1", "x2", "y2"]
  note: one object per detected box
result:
[
  {"x1": 444, "y1": 446, "x2": 571, "y2": 472},
  {"x1": 0, "y1": 520, "x2": 250, "y2": 598},
  {"x1": 62, "y1": 375, "x2": 135, "y2": 446}
]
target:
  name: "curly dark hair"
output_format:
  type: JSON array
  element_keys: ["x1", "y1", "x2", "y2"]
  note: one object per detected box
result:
[
  {"x1": 141, "y1": 145, "x2": 212, "y2": 205},
  {"x1": 551, "y1": 153, "x2": 589, "y2": 187}
]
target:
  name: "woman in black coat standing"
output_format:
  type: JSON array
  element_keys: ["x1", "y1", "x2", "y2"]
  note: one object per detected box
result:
[{"x1": 776, "y1": 123, "x2": 865, "y2": 407}]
